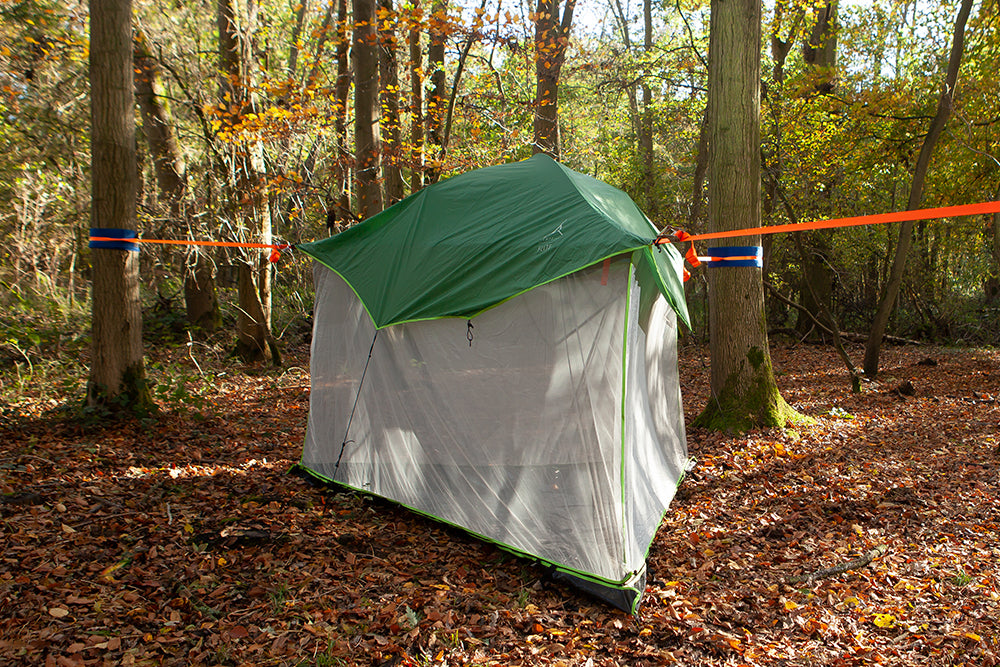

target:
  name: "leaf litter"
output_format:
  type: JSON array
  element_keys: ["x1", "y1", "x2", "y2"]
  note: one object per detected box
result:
[{"x1": 1, "y1": 341, "x2": 998, "y2": 665}]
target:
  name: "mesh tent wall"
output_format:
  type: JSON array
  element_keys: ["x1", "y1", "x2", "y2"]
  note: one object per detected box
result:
[{"x1": 297, "y1": 155, "x2": 689, "y2": 612}]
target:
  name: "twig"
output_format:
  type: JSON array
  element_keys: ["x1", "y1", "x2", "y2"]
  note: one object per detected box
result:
[
  {"x1": 70, "y1": 511, "x2": 140, "y2": 530},
  {"x1": 187, "y1": 331, "x2": 204, "y2": 377},
  {"x1": 0, "y1": 454, "x2": 59, "y2": 467},
  {"x1": 787, "y1": 545, "x2": 888, "y2": 585}
]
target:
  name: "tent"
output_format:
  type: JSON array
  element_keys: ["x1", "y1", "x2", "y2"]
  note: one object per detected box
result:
[{"x1": 296, "y1": 154, "x2": 690, "y2": 613}]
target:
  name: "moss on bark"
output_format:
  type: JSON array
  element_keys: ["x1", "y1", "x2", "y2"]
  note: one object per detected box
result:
[
  {"x1": 693, "y1": 349, "x2": 813, "y2": 434},
  {"x1": 85, "y1": 362, "x2": 158, "y2": 418}
]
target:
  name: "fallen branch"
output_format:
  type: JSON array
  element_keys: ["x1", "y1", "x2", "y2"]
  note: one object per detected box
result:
[{"x1": 787, "y1": 545, "x2": 888, "y2": 585}]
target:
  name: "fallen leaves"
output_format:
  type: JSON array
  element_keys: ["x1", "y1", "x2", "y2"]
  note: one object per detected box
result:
[{"x1": 2, "y1": 342, "x2": 999, "y2": 665}]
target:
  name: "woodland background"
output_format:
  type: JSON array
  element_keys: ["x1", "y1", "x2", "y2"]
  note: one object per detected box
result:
[
  {"x1": 2, "y1": 0, "x2": 1000, "y2": 365},
  {"x1": 2, "y1": 0, "x2": 1000, "y2": 664}
]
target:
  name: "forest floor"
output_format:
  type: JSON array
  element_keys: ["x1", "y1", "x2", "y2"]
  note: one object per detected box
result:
[{"x1": 1, "y1": 340, "x2": 998, "y2": 666}]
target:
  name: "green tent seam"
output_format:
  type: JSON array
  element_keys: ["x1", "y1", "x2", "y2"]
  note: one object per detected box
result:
[{"x1": 290, "y1": 463, "x2": 646, "y2": 609}]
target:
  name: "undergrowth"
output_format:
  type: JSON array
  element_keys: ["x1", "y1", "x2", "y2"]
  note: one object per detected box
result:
[{"x1": 0, "y1": 277, "x2": 313, "y2": 418}]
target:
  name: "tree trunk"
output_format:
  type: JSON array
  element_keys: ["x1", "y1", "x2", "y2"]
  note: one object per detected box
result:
[
  {"x1": 330, "y1": 0, "x2": 352, "y2": 232},
  {"x1": 639, "y1": 0, "x2": 655, "y2": 217},
  {"x1": 425, "y1": 0, "x2": 447, "y2": 184},
  {"x1": 408, "y1": 2, "x2": 424, "y2": 194},
  {"x1": 379, "y1": 0, "x2": 404, "y2": 205},
  {"x1": 134, "y1": 27, "x2": 221, "y2": 332},
  {"x1": 693, "y1": 0, "x2": 802, "y2": 433},
  {"x1": 134, "y1": 28, "x2": 185, "y2": 205},
  {"x1": 218, "y1": 0, "x2": 277, "y2": 364},
  {"x1": 354, "y1": 0, "x2": 384, "y2": 218},
  {"x1": 990, "y1": 184, "x2": 1000, "y2": 301},
  {"x1": 689, "y1": 112, "x2": 709, "y2": 227},
  {"x1": 863, "y1": 0, "x2": 973, "y2": 378},
  {"x1": 440, "y1": 0, "x2": 488, "y2": 157},
  {"x1": 287, "y1": 0, "x2": 308, "y2": 77},
  {"x1": 87, "y1": 0, "x2": 154, "y2": 414},
  {"x1": 803, "y1": 0, "x2": 839, "y2": 92},
  {"x1": 183, "y1": 261, "x2": 220, "y2": 330},
  {"x1": 532, "y1": 0, "x2": 576, "y2": 160}
]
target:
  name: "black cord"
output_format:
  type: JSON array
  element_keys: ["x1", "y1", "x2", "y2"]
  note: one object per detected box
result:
[{"x1": 333, "y1": 329, "x2": 379, "y2": 478}]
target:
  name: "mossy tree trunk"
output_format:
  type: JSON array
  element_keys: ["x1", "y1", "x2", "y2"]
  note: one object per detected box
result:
[
  {"x1": 693, "y1": 0, "x2": 803, "y2": 433},
  {"x1": 87, "y1": 0, "x2": 155, "y2": 415}
]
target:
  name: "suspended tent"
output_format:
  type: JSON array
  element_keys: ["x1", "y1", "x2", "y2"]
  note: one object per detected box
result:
[{"x1": 297, "y1": 153, "x2": 690, "y2": 613}]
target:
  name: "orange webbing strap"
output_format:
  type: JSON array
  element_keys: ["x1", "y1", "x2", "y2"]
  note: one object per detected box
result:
[
  {"x1": 655, "y1": 200, "x2": 1000, "y2": 245},
  {"x1": 88, "y1": 236, "x2": 292, "y2": 262},
  {"x1": 88, "y1": 237, "x2": 291, "y2": 250}
]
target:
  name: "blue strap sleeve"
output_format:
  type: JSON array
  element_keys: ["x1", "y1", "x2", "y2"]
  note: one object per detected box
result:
[
  {"x1": 89, "y1": 228, "x2": 139, "y2": 252},
  {"x1": 707, "y1": 245, "x2": 762, "y2": 268}
]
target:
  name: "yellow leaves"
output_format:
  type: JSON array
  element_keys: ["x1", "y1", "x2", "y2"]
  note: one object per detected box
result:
[
  {"x1": 964, "y1": 632, "x2": 982, "y2": 642},
  {"x1": 872, "y1": 613, "x2": 896, "y2": 628},
  {"x1": 98, "y1": 557, "x2": 131, "y2": 583},
  {"x1": 783, "y1": 599, "x2": 799, "y2": 611}
]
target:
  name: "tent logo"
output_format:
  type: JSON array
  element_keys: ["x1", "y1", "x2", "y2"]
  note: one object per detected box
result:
[{"x1": 536, "y1": 221, "x2": 565, "y2": 253}]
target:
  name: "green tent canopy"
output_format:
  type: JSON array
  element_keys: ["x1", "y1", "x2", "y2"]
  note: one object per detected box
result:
[
  {"x1": 297, "y1": 153, "x2": 689, "y2": 329},
  {"x1": 298, "y1": 154, "x2": 690, "y2": 613}
]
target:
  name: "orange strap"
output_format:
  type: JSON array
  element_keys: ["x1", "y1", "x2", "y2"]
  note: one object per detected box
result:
[
  {"x1": 88, "y1": 237, "x2": 291, "y2": 250},
  {"x1": 656, "y1": 200, "x2": 1000, "y2": 244}
]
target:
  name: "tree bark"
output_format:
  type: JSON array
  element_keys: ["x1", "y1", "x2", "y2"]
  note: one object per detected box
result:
[
  {"x1": 425, "y1": 0, "x2": 447, "y2": 184},
  {"x1": 639, "y1": 0, "x2": 655, "y2": 216},
  {"x1": 408, "y1": 1, "x2": 424, "y2": 194},
  {"x1": 440, "y1": 0, "x2": 488, "y2": 156},
  {"x1": 134, "y1": 29, "x2": 185, "y2": 205},
  {"x1": 87, "y1": 0, "x2": 154, "y2": 413},
  {"x1": 287, "y1": 0, "x2": 308, "y2": 77},
  {"x1": 217, "y1": 0, "x2": 277, "y2": 364},
  {"x1": 689, "y1": 112, "x2": 709, "y2": 227},
  {"x1": 379, "y1": 0, "x2": 404, "y2": 205},
  {"x1": 532, "y1": 0, "x2": 576, "y2": 160},
  {"x1": 329, "y1": 0, "x2": 353, "y2": 232},
  {"x1": 991, "y1": 183, "x2": 1000, "y2": 301},
  {"x1": 134, "y1": 27, "x2": 221, "y2": 332},
  {"x1": 863, "y1": 0, "x2": 973, "y2": 378},
  {"x1": 803, "y1": 0, "x2": 839, "y2": 91},
  {"x1": 354, "y1": 0, "x2": 384, "y2": 218},
  {"x1": 693, "y1": 0, "x2": 801, "y2": 433}
]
